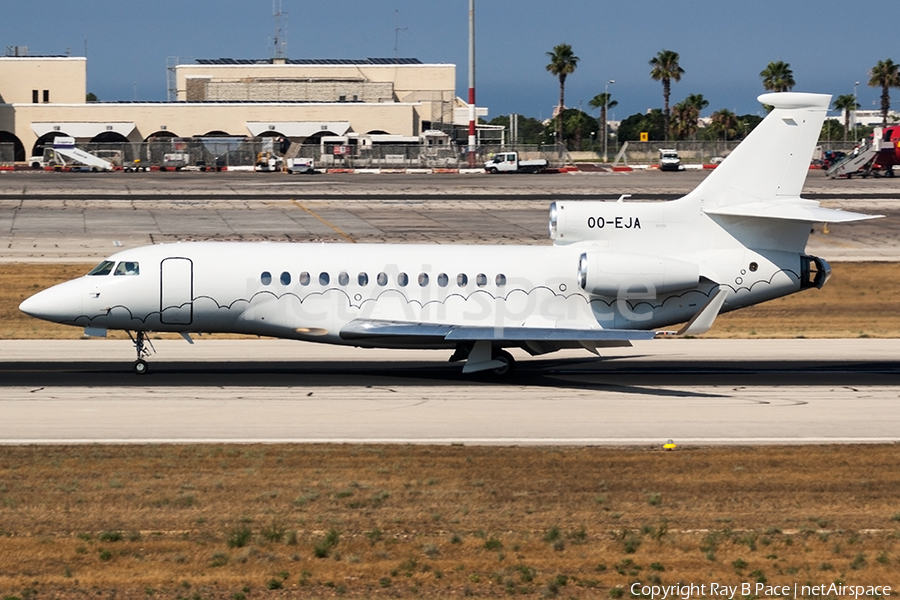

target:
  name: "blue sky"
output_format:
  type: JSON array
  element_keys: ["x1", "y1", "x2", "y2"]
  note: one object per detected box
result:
[{"x1": 2, "y1": 1, "x2": 889, "y2": 121}]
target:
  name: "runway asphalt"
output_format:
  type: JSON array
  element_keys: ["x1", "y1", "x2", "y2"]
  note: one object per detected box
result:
[{"x1": 2, "y1": 339, "x2": 897, "y2": 445}]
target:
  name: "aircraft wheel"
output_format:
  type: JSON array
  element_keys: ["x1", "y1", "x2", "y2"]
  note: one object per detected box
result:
[
  {"x1": 491, "y1": 350, "x2": 515, "y2": 376},
  {"x1": 133, "y1": 359, "x2": 149, "y2": 375}
]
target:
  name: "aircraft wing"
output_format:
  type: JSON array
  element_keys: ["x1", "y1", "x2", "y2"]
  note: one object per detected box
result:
[{"x1": 339, "y1": 319, "x2": 657, "y2": 342}]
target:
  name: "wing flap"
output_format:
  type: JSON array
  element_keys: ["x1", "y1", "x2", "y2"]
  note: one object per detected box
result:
[{"x1": 340, "y1": 319, "x2": 657, "y2": 342}]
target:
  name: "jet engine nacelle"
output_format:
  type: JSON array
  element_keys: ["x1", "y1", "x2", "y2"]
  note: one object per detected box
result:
[{"x1": 577, "y1": 251, "x2": 700, "y2": 297}]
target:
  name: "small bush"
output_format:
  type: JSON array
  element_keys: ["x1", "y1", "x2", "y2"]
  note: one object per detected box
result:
[
  {"x1": 98, "y1": 531, "x2": 122, "y2": 542},
  {"x1": 650, "y1": 562, "x2": 665, "y2": 571},
  {"x1": 266, "y1": 579, "x2": 282, "y2": 590},
  {"x1": 647, "y1": 493, "x2": 662, "y2": 506},
  {"x1": 210, "y1": 552, "x2": 228, "y2": 568},
  {"x1": 484, "y1": 537, "x2": 502, "y2": 551},
  {"x1": 98, "y1": 549, "x2": 112, "y2": 562},
  {"x1": 732, "y1": 558, "x2": 748, "y2": 570},
  {"x1": 227, "y1": 526, "x2": 252, "y2": 548},
  {"x1": 543, "y1": 527, "x2": 560, "y2": 543},
  {"x1": 850, "y1": 553, "x2": 866, "y2": 570},
  {"x1": 609, "y1": 587, "x2": 625, "y2": 598}
]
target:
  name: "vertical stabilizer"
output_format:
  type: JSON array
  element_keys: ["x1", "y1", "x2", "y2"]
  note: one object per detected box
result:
[{"x1": 686, "y1": 92, "x2": 830, "y2": 208}]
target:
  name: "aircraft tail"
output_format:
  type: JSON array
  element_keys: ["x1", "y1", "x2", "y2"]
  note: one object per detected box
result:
[{"x1": 686, "y1": 92, "x2": 829, "y2": 207}]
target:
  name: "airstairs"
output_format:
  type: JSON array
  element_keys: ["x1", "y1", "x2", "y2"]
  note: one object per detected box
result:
[
  {"x1": 50, "y1": 137, "x2": 113, "y2": 171},
  {"x1": 827, "y1": 127, "x2": 892, "y2": 178}
]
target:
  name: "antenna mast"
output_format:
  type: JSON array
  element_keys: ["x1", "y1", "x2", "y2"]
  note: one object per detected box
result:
[{"x1": 273, "y1": 0, "x2": 287, "y2": 60}]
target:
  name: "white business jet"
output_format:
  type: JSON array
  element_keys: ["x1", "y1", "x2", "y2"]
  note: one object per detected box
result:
[{"x1": 20, "y1": 93, "x2": 880, "y2": 375}]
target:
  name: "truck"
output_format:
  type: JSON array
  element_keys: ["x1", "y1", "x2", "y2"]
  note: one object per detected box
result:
[
  {"x1": 484, "y1": 151, "x2": 548, "y2": 174},
  {"x1": 658, "y1": 148, "x2": 684, "y2": 171},
  {"x1": 286, "y1": 157, "x2": 317, "y2": 174}
]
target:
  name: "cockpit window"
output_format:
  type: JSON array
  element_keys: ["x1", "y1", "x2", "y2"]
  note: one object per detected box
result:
[
  {"x1": 87, "y1": 260, "x2": 115, "y2": 276},
  {"x1": 114, "y1": 261, "x2": 140, "y2": 276}
]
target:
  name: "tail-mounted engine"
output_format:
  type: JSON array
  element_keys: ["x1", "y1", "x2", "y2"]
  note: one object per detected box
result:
[
  {"x1": 577, "y1": 251, "x2": 700, "y2": 297},
  {"x1": 800, "y1": 254, "x2": 831, "y2": 290}
]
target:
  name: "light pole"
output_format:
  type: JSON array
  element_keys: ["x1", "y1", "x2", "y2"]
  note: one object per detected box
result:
[
  {"x1": 603, "y1": 79, "x2": 615, "y2": 163},
  {"x1": 853, "y1": 81, "x2": 859, "y2": 143}
]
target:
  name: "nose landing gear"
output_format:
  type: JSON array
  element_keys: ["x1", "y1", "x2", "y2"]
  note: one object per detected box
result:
[{"x1": 127, "y1": 331, "x2": 155, "y2": 375}]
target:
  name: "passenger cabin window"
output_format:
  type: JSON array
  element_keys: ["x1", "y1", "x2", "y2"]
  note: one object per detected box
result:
[
  {"x1": 495, "y1": 274, "x2": 507, "y2": 287},
  {"x1": 319, "y1": 272, "x2": 330, "y2": 285},
  {"x1": 377, "y1": 272, "x2": 388, "y2": 286},
  {"x1": 397, "y1": 273, "x2": 409, "y2": 287},
  {"x1": 114, "y1": 261, "x2": 140, "y2": 276},
  {"x1": 260, "y1": 271, "x2": 272, "y2": 285},
  {"x1": 299, "y1": 271, "x2": 310, "y2": 285},
  {"x1": 437, "y1": 273, "x2": 449, "y2": 287},
  {"x1": 418, "y1": 273, "x2": 429, "y2": 286},
  {"x1": 280, "y1": 271, "x2": 291, "y2": 285},
  {"x1": 338, "y1": 272, "x2": 349, "y2": 286},
  {"x1": 358, "y1": 272, "x2": 369, "y2": 286},
  {"x1": 476, "y1": 273, "x2": 487, "y2": 287},
  {"x1": 457, "y1": 273, "x2": 468, "y2": 287},
  {"x1": 88, "y1": 261, "x2": 115, "y2": 276}
]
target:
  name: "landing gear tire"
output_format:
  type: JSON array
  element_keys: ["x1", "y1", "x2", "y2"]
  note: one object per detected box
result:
[
  {"x1": 134, "y1": 359, "x2": 149, "y2": 375},
  {"x1": 491, "y1": 349, "x2": 515, "y2": 376}
]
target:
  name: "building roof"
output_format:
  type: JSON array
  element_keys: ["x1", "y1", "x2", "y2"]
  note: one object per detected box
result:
[{"x1": 193, "y1": 57, "x2": 423, "y2": 66}]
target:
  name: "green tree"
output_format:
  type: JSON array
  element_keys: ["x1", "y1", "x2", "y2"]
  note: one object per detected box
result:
[
  {"x1": 710, "y1": 108, "x2": 740, "y2": 140},
  {"x1": 588, "y1": 92, "x2": 618, "y2": 154},
  {"x1": 671, "y1": 94, "x2": 709, "y2": 140},
  {"x1": 546, "y1": 44, "x2": 579, "y2": 146},
  {"x1": 649, "y1": 49, "x2": 684, "y2": 141},
  {"x1": 868, "y1": 59, "x2": 900, "y2": 126},
  {"x1": 820, "y1": 119, "x2": 844, "y2": 144},
  {"x1": 618, "y1": 110, "x2": 665, "y2": 141},
  {"x1": 832, "y1": 94, "x2": 860, "y2": 142},
  {"x1": 561, "y1": 108, "x2": 599, "y2": 150},
  {"x1": 760, "y1": 61, "x2": 795, "y2": 92},
  {"x1": 85, "y1": 92, "x2": 98, "y2": 102},
  {"x1": 487, "y1": 115, "x2": 546, "y2": 145}
]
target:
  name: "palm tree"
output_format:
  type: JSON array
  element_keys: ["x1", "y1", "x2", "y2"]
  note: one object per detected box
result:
[
  {"x1": 760, "y1": 61, "x2": 795, "y2": 92},
  {"x1": 546, "y1": 44, "x2": 579, "y2": 146},
  {"x1": 649, "y1": 50, "x2": 684, "y2": 141},
  {"x1": 832, "y1": 94, "x2": 860, "y2": 142},
  {"x1": 673, "y1": 93, "x2": 709, "y2": 140},
  {"x1": 868, "y1": 59, "x2": 900, "y2": 126},
  {"x1": 588, "y1": 92, "x2": 618, "y2": 152},
  {"x1": 710, "y1": 108, "x2": 740, "y2": 141}
]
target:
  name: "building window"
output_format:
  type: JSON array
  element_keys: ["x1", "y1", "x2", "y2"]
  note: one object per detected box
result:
[
  {"x1": 42, "y1": 90, "x2": 50, "y2": 103},
  {"x1": 32, "y1": 90, "x2": 38, "y2": 103}
]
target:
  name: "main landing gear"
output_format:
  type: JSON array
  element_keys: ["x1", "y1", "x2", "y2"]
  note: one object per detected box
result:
[
  {"x1": 453, "y1": 342, "x2": 517, "y2": 377},
  {"x1": 127, "y1": 331, "x2": 154, "y2": 375}
]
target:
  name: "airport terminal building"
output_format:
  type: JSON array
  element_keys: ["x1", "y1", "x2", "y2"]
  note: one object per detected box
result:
[{"x1": 0, "y1": 54, "x2": 488, "y2": 162}]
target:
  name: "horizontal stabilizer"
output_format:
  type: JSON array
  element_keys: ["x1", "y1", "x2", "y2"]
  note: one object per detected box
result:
[
  {"x1": 706, "y1": 200, "x2": 882, "y2": 223},
  {"x1": 340, "y1": 319, "x2": 657, "y2": 342}
]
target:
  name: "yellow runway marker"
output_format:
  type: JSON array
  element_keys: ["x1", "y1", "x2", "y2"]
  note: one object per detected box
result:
[{"x1": 292, "y1": 199, "x2": 356, "y2": 243}]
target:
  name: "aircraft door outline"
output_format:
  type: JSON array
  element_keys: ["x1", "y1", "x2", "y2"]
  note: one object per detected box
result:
[{"x1": 160, "y1": 257, "x2": 193, "y2": 325}]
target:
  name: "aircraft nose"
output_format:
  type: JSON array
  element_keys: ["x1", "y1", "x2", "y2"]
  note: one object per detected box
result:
[{"x1": 19, "y1": 278, "x2": 83, "y2": 323}]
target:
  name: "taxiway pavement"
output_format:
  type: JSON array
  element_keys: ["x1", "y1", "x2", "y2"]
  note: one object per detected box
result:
[{"x1": 1, "y1": 339, "x2": 897, "y2": 445}]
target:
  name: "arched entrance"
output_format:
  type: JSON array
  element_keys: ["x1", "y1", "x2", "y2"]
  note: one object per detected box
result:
[
  {"x1": 90, "y1": 131, "x2": 129, "y2": 144},
  {"x1": 32, "y1": 132, "x2": 69, "y2": 158},
  {"x1": 201, "y1": 130, "x2": 232, "y2": 137},
  {"x1": 0, "y1": 131, "x2": 26, "y2": 162},
  {"x1": 145, "y1": 131, "x2": 179, "y2": 141},
  {"x1": 302, "y1": 131, "x2": 337, "y2": 145}
]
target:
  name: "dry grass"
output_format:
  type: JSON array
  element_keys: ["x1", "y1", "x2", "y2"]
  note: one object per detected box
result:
[
  {"x1": 3, "y1": 262, "x2": 900, "y2": 340},
  {"x1": 1, "y1": 444, "x2": 899, "y2": 599}
]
